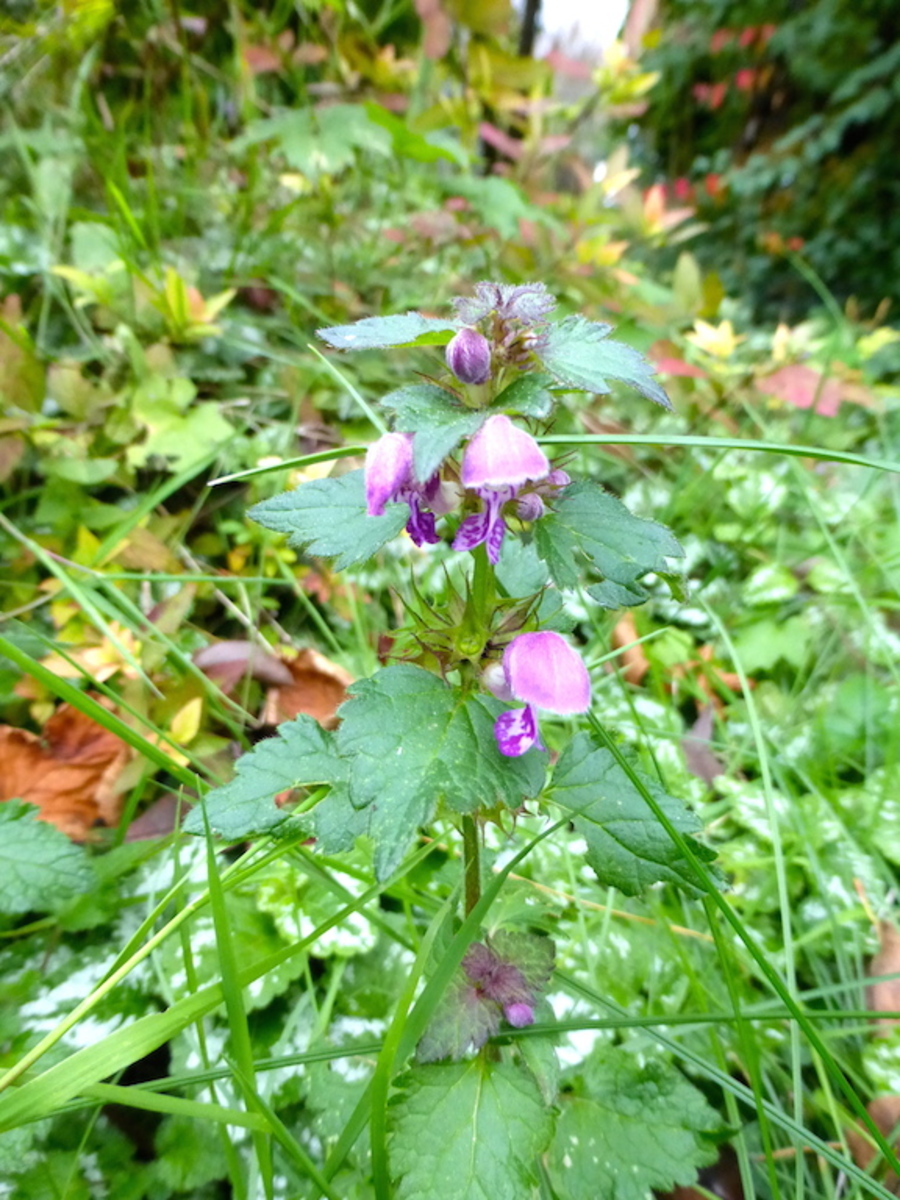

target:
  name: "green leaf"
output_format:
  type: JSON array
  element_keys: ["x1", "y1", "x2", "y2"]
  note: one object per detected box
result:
[
  {"x1": 336, "y1": 666, "x2": 544, "y2": 878},
  {"x1": 535, "y1": 480, "x2": 683, "y2": 594},
  {"x1": 381, "y1": 384, "x2": 485, "y2": 480},
  {"x1": 184, "y1": 716, "x2": 345, "y2": 840},
  {"x1": 490, "y1": 373, "x2": 555, "y2": 420},
  {"x1": 313, "y1": 784, "x2": 371, "y2": 854},
  {"x1": 585, "y1": 578, "x2": 652, "y2": 609},
  {"x1": 364, "y1": 103, "x2": 462, "y2": 164},
  {"x1": 549, "y1": 734, "x2": 714, "y2": 895},
  {"x1": 416, "y1": 973, "x2": 500, "y2": 1063},
  {"x1": 389, "y1": 1060, "x2": 553, "y2": 1200},
  {"x1": 250, "y1": 470, "x2": 410, "y2": 570},
  {"x1": 317, "y1": 314, "x2": 459, "y2": 351},
  {"x1": 547, "y1": 1047, "x2": 719, "y2": 1200},
  {"x1": 0, "y1": 802, "x2": 95, "y2": 915},
  {"x1": 128, "y1": 376, "x2": 235, "y2": 471},
  {"x1": 233, "y1": 104, "x2": 392, "y2": 180},
  {"x1": 445, "y1": 176, "x2": 555, "y2": 241},
  {"x1": 539, "y1": 315, "x2": 672, "y2": 410}
]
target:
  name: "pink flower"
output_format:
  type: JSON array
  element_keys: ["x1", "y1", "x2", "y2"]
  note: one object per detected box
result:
[
  {"x1": 452, "y1": 415, "x2": 550, "y2": 564},
  {"x1": 493, "y1": 631, "x2": 591, "y2": 757},
  {"x1": 364, "y1": 432, "x2": 441, "y2": 547}
]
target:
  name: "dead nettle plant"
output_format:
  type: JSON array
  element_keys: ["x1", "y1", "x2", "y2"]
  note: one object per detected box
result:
[{"x1": 187, "y1": 281, "x2": 722, "y2": 1193}]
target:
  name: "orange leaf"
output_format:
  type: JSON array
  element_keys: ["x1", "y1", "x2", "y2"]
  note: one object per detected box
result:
[
  {"x1": 0, "y1": 705, "x2": 130, "y2": 840},
  {"x1": 262, "y1": 648, "x2": 354, "y2": 728}
]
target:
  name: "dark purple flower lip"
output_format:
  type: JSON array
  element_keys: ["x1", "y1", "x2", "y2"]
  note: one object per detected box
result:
[{"x1": 364, "y1": 432, "x2": 441, "y2": 547}]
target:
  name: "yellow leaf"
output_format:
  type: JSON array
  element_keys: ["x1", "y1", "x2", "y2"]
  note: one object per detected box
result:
[
  {"x1": 685, "y1": 319, "x2": 745, "y2": 359},
  {"x1": 170, "y1": 697, "x2": 203, "y2": 747}
]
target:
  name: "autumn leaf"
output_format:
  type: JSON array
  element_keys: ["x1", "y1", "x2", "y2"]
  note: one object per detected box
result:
[
  {"x1": 0, "y1": 704, "x2": 130, "y2": 840},
  {"x1": 262, "y1": 648, "x2": 354, "y2": 728}
]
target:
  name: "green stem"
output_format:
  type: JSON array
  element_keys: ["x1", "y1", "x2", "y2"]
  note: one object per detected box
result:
[{"x1": 463, "y1": 815, "x2": 481, "y2": 916}]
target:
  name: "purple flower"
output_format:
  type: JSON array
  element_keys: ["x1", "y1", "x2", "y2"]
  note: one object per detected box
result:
[
  {"x1": 452, "y1": 415, "x2": 550, "y2": 564},
  {"x1": 446, "y1": 327, "x2": 492, "y2": 385},
  {"x1": 364, "y1": 432, "x2": 441, "y2": 547},
  {"x1": 493, "y1": 631, "x2": 592, "y2": 757},
  {"x1": 503, "y1": 1002, "x2": 534, "y2": 1028}
]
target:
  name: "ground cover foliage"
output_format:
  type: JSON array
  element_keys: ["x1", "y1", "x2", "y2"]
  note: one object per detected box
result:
[{"x1": 1, "y1": 2, "x2": 900, "y2": 1198}]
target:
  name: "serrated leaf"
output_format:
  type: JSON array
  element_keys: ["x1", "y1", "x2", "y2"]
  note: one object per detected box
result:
[
  {"x1": 535, "y1": 480, "x2": 683, "y2": 593},
  {"x1": 336, "y1": 665, "x2": 544, "y2": 878},
  {"x1": 489, "y1": 929, "x2": 554, "y2": 991},
  {"x1": 547, "y1": 1047, "x2": 719, "y2": 1200},
  {"x1": 586, "y1": 579, "x2": 652, "y2": 608},
  {"x1": 0, "y1": 802, "x2": 96, "y2": 914},
  {"x1": 549, "y1": 734, "x2": 714, "y2": 895},
  {"x1": 184, "y1": 716, "x2": 345, "y2": 840},
  {"x1": 490, "y1": 373, "x2": 555, "y2": 419},
  {"x1": 317, "y1": 313, "x2": 459, "y2": 351},
  {"x1": 250, "y1": 470, "x2": 410, "y2": 570},
  {"x1": 539, "y1": 315, "x2": 672, "y2": 409},
  {"x1": 381, "y1": 384, "x2": 485, "y2": 480},
  {"x1": 313, "y1": 783, "x2": 370, "y2": 854},
  {"x1": 390, "y1": 1060, "x2": 553, "y2": 1200},
  {"x1": 417, "y1": 973, "x2": 500, "y2": 1063}
]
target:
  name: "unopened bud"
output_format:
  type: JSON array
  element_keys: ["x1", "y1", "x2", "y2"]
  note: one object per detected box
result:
[
  {"x1": 446, "y1": 327, "x2": 492, "y2": 385},
  {"x1": 504, "y1": 1002, "x2": 534, "y2": 1028}
]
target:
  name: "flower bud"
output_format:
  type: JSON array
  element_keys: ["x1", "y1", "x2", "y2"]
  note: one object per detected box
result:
[
  {"x1": 504, "y1": 1002, "x2": 535, "y2": 1028},
  {"x1": 461, "y1": 415, "x2": 549, "y2": 491},
  {"x1": 503, "y1": 631, "x2": 591, "y2": 715},
  {"x1": 446, "y1": 327, "x2": 492, "y2": 385}
]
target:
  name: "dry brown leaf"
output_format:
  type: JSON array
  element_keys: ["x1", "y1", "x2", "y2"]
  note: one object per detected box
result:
[
  {"x1": 194, "y1": 639, "x2": 294, "y2": 693},
  {"x1": 846, "y1": 1095, "x2": 900, "y2": 1194},
  {"x1": 682, "y1": 705, "x2": 726, "y2": 786},
  {"x1": 611, "y1": 612, "x2": 650, "y2": 685},
  {"x1": 262, "y1": 648, "x2": 354, "y2": 728},
  {"x1": 868, "y1": 923, "x2": 900, "y2": 1035},
  {"x1": 0, "y1": 704, "x2": 130, "y2": 839}
]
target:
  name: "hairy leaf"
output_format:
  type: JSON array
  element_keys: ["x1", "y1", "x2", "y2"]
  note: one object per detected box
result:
[
  {"x1": 184, "y1": 716, "x2": 345, "y2": 840},
  {"x1": 535, "y1": 480, "x2": 683, "y2": 593},
  {"x1": 547, "y1": 1047, "x2": 719, "y2": 1200},
  {"x1": 317, "y1": 313, "x2": 459, "y2": 351},
  {"x1": 336, "y1": 666, "x2": 544, "y2": 878},
  {"x1": 490, "y1": 373, "x2": 555, "y2": 420},
  {"x1": 381, "y1": 384, "x2": 485, "y2": 480},
  {"x1": 0, "y1": 802, "x2": 95, "y2": 914},
  {"x1": 250, "y1": 470, "x2": 409, "y2": 570},
  {"x1": 390, "y1": 1060, "x2": 553, "y2": 1200},
  {"x1": 549, "y1": 734, "x2": 714, "y2": 895},
  {"x1": 539, "y1": 315, "x2": 672, "y2": 409},
  {"x1": 416, "y1": 973, "x2": 500, "y2": 1063}
]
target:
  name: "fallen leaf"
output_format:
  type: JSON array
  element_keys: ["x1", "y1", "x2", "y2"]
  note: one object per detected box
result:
[
  {"x1": 611, "y1": 613, "x2": 650, "y2": 685},
  {"x1": 846, "y1": 1095, "x2": 900, "y2": 1194},
  {"x1": 125, "y1": 794, "x2": 189, "y2": 841},
  {"x1": 0, "y1": 705, "x2": 130, "y2": 839},
  {"x1": 868, "y1": 922, "x2": 900, "y2": 1035},
  {"x1": 682, "y1": 705, "x2": 726, "y2": 786},
  {"x1": 194, "y1": 639, "x2": 294, "y2": 693},
  {"x1": 262, "y1": 647, "x2": 354, "y2": 728}
]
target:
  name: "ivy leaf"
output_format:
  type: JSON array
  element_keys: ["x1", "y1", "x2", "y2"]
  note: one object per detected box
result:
[
  {"x1": 539, "y1": 315, "x2": 672, "y2": 410},
  {"x1": 317, "y1": 313, "x2": 459, "y2": 351},
  {"x1": 381, "y1": 384, "x2": 485, "y2": 480},
  {"x1": 0, "y1": 802, "x2": 95, "y2": 914},
  {"x1": 490, "y1": 374, "x2": 555, "y2": 420},
  {"x1": 535, "y1": 480, "x2": 683, "y2": 594},
  {"x1": 336, "y1": 665, "x2": 544, "y2": 878},
  {"x1": 184, "y1": 716, "x2": 345, "y2": 840},
  {"x1": 389, "y1": 1060, "x2": 553, "y2": 1200},
  {"x1": 547, "y1": 1047, "x2": 720, "y2": 1200},
  {"x1": 549, "y1": 734, "x2": 714, "y2": 896},
  {"x1": 250, "y1": 470, "x2": 409, "y2": 570}
]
